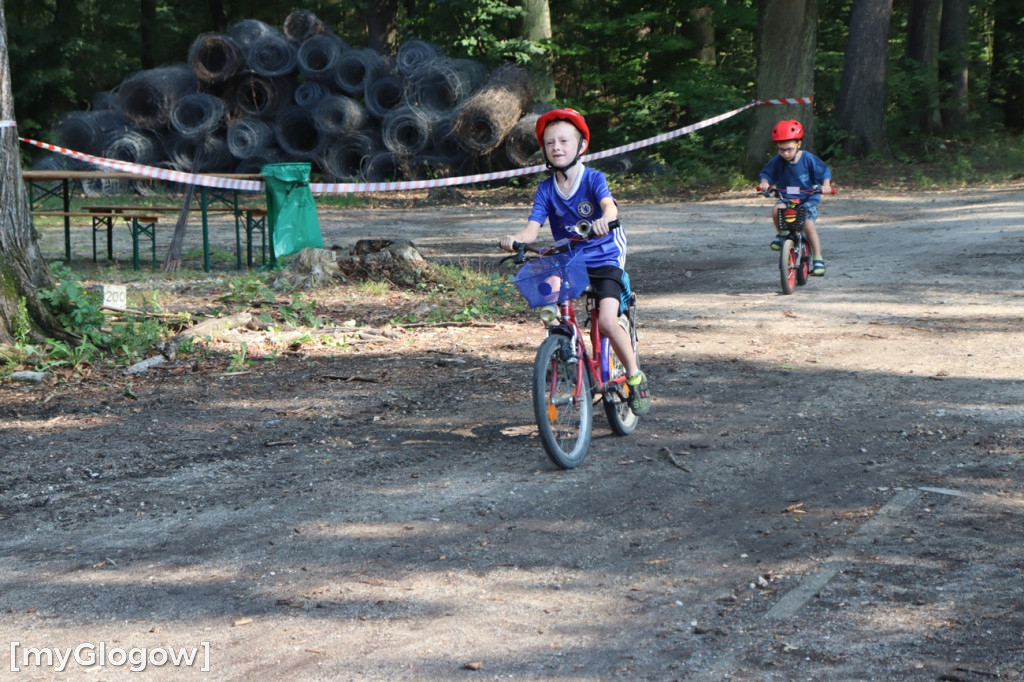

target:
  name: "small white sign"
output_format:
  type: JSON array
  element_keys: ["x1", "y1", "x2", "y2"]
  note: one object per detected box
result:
[{"x1": 100, "y1": 284, "x2": 127, "y2": 311}]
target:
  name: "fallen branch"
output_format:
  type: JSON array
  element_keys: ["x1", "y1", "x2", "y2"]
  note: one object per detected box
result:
[
  {"x1": 660, "y1": 446, "x2": 693, "y2": 472},
  {"x1": 396, "y1": 321, "x2": 496, "y2": 329},
  {"x1": 159, "y1": 312, "x2": 253, "y2": 358}
]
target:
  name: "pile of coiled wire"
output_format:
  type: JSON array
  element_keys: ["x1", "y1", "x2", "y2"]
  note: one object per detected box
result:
[{"x1": 37, "y1": 10, "x2": 545, "y2": 188}]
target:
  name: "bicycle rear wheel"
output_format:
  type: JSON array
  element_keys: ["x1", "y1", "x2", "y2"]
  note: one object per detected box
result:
[
  {"x1": 779, "y1": 238, "x2": 797, "y2": 295},
  {"x1": 604, "y1": 315, "x2": 640, "y2": 435},
  {"x1": 533, "y1": 334, "x2": 593, "y2": 469}
]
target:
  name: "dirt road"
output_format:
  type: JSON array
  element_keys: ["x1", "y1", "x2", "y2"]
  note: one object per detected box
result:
[{"x1": 3, "y1": 186, "x2": 1024, "y2": 680}]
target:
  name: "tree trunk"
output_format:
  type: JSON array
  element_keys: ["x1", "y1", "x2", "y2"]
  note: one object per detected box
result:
[
  {"x1": 991, "y1": 0, "x2": 1024, "y2": 130},
  {"x1": 905, "y1": 0, "x2": 942, "y2": 133},
  {"x1": 939, "y1": 0, "x2": 970, "y2": 134},
  {"x1": 140, "y1": 0, "x2": 158, "y2": 70},
  {"x1": 522, "y1": 0, "x2": 556, "y2": 103},
  {"x1": 365, "y1": 0, "x2": 399, "y2": 55},
  {"x1": 206, "y1": 0, "x2": 226, "y2": 32},
  {"x1": 835, "y1": 0, "x2": 893, "y2": 157},
  {"x1": 683, "y1": 5, "x2": 716, "y2": 64},
  {"x1": 744, "y1": 0, "x2": 818, "y2": 177},
  {"x1": 0, "y1": 0, "x2": 70, "y2": 346}
]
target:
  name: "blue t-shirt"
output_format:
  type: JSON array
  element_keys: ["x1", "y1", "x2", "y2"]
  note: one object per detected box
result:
[
  {"x1": 528, "y1": 165, "x2": 626, "y2": 269},
  {"x1": 760, "y1": 150, "x2": 831, "y2": 206}
]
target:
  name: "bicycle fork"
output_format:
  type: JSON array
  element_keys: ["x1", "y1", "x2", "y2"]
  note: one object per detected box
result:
[{"x1": 545, "y1": 326, "x2": 586, "y2": 409}]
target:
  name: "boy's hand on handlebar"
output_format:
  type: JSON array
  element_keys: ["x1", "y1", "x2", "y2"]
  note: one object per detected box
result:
[
  {"x1": 499, "y1": 235, "x2": 518, "y2": 252},
  {"x1": 590, "y1": 216, "x2": 613, "y2": 238}
]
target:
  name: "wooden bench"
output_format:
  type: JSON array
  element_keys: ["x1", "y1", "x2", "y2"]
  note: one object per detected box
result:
[
  {"x1": 83, "y1": 205, "x2": 270, "y2": 269},
  {"x1": 31, "y1": 209, "x2": 160, "y2": 270},
  {"x1": 24, "y1": 171, "x2": 264, "y2": 272}
]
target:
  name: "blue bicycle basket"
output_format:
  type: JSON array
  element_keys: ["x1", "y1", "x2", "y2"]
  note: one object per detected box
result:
[{"x1": 513, "y1": 248, "x2": 589, "y2": 307}]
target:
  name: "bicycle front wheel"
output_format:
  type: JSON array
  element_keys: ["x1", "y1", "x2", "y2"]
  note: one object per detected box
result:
[
  {"x1": 779, "y1": 238, "x2": 797, "y2": 295},
  {"x1": 604, "y1": 315, "x2": 640, "y2": 435},
  {"x1": 533, "y1": 334, "x2": 593, "y2": 469},
  {"x1": 795, "y1": 239, "x2": 810, "y2": 285}
]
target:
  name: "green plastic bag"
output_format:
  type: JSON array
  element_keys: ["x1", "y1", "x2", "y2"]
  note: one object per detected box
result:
[{"x1": 261, "y1": 162, "x2": 323, "y2": 262}]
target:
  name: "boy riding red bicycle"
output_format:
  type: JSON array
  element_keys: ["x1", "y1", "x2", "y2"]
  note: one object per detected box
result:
[
  {"x1": 499, "y1": 107, "x2": 651, "y2": 416},
  {"x1": 757, "y1": 119, "x2": 832, "y2": 276}
]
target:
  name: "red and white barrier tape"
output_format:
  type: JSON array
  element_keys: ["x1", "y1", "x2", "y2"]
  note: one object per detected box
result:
[
  {"x1": 17, "y1": 97, "x2": 812, "y2": 194},
  {"x1": 19, "y1": 137, "x2": 264, "y2": 191},
  {"x1": 1, "y1": 120, "x2": 16, "y2": 128}
]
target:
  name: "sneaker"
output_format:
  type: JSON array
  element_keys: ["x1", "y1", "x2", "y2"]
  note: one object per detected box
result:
[
  {"x1": 770, "y1": 234, "x2": 785, "y2": 251},
  {"x1": 626, "y1": 371, "x2": 651, "y2": 416},
  {"x1": 811, "y1": 258, "x2": 826, "y2": 276}
]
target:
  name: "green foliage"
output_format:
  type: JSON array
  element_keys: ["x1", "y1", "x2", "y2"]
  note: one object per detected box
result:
[
  {"x1": 228, "y1": 342, "x2": 250, "y2": 372},
  {"x1": 217, "y1": 275, "x2": 277, "y2": 307},
  {"x1": 39, "y1": 264, "x2": 109, "y2": 346},
  {"x1": 277, "y1": 294, "x2": 323, "y2": 328},
  {"x1": 108, "y1": 316, "x2": 167, "y2": 363},
  {"x1": 402, "y1": 0, "x2": 530, "y2": 63},
  {"x1": 18, "y1": 265, "x2": 181, "y2": 373},
  {"x1": 358, "y1": 280, "x2": 392, "y2": 297},
  {"x1": 389, "y1": 262, "x2": 524, "y2": 325},
  {"x1": 39, "y1": 337, "x2": 101, "y2": 371},
  {"x1": 0, "y1": 297, "x2": 40, "y2": 373},
  {"x1": 7, "y1": 0, "x2": 1024, "y2": 177},
  {"x1": 14, "y1": 297, "x2": 32, "y2": 347}
]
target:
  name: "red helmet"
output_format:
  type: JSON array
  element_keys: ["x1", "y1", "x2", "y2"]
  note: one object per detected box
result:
[
  {"x1": 771, "y1": 119, "x2": 804, "y2": 142},
  {"x1": 535, "y1": 108, "x2": 591, "y2": 147}
]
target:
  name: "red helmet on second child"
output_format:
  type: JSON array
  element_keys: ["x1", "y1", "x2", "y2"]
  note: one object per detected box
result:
[{"x1": 771, "y1": 119, "x2": 804, "y2": 142}]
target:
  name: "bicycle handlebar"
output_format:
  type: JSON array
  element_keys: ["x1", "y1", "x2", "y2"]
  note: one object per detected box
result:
[
  {"x1": 501, "y1": 219, "x2": 621, "y2": 264},
  {"x1": 758, "y1": 184, "x2": 836, "y2": 198}
]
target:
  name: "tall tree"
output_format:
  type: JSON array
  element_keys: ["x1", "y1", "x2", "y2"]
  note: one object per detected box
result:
[
  {"x1": 938, "y1": 0, "x2": 969, "y2": 133},
  {"x1": 366, "y1": 0, "x2": 399, "y2": 55},
  {"x1": 745, "y1": 0, "x2": 817, "y2": 176},
  {"x1": 0, "y1": 0, "x2": 68, "y2": 346},
  {"x1": 990, "y1": 0, "x2": 1024, "y2": 130},
  {"x1": 206, "y1": 0, "x2": 227, "y2": 32},
  {"x1": 140, "y1": 0, "x2": 158, "y2": 69},
  {"x1": 522, "y1": 0, "x2": 555, "y2": 102},
  {"x1": 683, "y1": 5, "x2": 716, "y2": 64},
  {"x1": 905, "y1": 0, "x2": 942, "y2": 134},
  {"x1": 835, "y1": 0, "x2": 893, "y2": 157}
]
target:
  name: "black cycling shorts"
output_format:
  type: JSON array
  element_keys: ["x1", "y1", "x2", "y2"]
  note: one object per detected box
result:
[{"x1": 587, "y1": 265, "x2": 626, "y2": 302}]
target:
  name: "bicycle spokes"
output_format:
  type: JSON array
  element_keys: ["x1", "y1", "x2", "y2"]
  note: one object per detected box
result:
[{"x1": 533, "y1": 335, "x2": 592, "y2": 469}]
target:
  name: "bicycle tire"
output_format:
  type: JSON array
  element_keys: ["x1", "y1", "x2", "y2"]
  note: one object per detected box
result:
[
  {"x1": 779, "y1": 238, "x2": 797, "y2": 295},
  {"x1": 795, "y1": 239, "x2": 810, "y2": 285},
  {"x1": 532, "y1": 334, "x2": 593, "y2": 469},
  {"x1": 604, "y1": 315, "x2": 640, "y2": 435}
]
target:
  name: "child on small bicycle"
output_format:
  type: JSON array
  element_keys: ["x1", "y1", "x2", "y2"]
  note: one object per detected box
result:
[
  {"x1": 757, "y1": 119, "x2": 832, "y2": 276},
  {"x1": 499, "y1": 107, "x2": 651, "y2": 416}
]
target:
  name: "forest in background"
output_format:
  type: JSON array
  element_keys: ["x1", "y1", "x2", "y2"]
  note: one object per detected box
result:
[{"x1": 5, "y1": 0, "x2": 1024, "y2": 186}]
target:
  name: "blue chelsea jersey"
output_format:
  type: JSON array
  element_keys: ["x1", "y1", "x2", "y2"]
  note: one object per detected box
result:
[
  {"x1": 528, "y1": 165, "x2": 626, "y2": 269},
  {"x1": 760, "y1": 150, "x2": 831, "y2": 205}
]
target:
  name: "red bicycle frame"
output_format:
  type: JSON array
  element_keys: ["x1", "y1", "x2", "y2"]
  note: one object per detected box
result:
[{"x1": 550, "y1": 294, "x2": 628, "y2": 402}]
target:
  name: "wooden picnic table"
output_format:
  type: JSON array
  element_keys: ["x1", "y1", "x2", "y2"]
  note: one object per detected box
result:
[
  {"x1": 30, "y1": 208, "x2": 161, "y2": 270},
  {"x1": 22, "y1": 170, "x2": 265, "y2": 271},
  {"x1": 80, "y1": 204, "x2": 268, "y2": 270}
]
